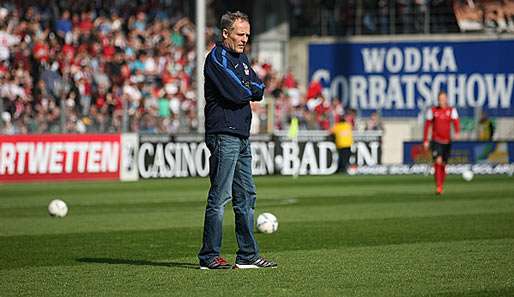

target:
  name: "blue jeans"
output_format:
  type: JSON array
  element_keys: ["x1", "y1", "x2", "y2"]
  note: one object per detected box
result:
[{"x1": 198, "y1": 134, "x2": 259, "y2": 265}]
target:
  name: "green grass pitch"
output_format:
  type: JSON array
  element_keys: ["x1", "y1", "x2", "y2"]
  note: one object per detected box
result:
[{"x1": 1, "y1": 175, "x2": 513, "y2": 297}]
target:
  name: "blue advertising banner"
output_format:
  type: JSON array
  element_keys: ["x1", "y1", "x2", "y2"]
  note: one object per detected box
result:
[
  {"x1": 403, "y1": 141, "x2": 514, "y2": 164},
  {"x1": 309, "y1": 40, "x2": 514, "y2": 117}
]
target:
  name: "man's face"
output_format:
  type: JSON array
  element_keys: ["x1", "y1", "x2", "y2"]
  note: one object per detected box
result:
[
  {"x1": 438, "y1": 93, "x2": 448, "y2": 107},
  {"x1": 223, "y1": 19, "x2": 250, "y2": 54}
]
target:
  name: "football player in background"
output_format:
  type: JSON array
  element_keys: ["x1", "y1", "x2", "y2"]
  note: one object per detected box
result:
[{"x1": 423, "y1": 91, "x2": 460, "y2": 195}]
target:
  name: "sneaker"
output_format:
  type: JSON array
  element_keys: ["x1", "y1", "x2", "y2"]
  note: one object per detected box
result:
[
  {"x1": 199, "y1": 257, "x2": 232, "y2": 270},
  {"x1": 234, "y1": 256, "x2": 277, "y2": 269}
]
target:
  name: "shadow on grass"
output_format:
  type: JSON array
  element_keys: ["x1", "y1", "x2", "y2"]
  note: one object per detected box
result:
[
  {"x1": 426, "y1": 287, "x2": 514, "y2": 297},
  {"x1": 76, "y1": 257, "x2": 198, "y2": 269}
]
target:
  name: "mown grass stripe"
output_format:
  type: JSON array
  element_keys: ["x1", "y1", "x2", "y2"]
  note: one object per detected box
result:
[{"x1": 1, "y1": 212, "x2": 512, "y2": 270}]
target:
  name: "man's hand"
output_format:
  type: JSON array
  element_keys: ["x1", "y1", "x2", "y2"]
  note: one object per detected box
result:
[
  {"x1": 423, "y1": 140, "x2": 430, "y2": 151},
  {"x1": 245, "y1": 80, "x2": 264, "y2": 102},
  {"x1": 454, "y1": 132, "x2": 460, "y2": 140}
]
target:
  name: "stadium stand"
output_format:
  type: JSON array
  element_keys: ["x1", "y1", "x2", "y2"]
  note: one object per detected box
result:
[
  {"x1": 0, "y1": 1, "x2": 510, "y2": 135},
  {"x1": 0, "y1": 1, "x2": 212, "y2": 134}
]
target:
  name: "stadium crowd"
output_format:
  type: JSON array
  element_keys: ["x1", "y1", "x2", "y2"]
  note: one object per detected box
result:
[
  {"x1": 454, "y1": 0, "x2": 514, "y2": 33},
  {"x1": 1, "y1": 1, "x2": 506, "y2": 136},
  {"x1": 0, "y1": 1, "x2": 367, "y2": 135},
  {"x1": 0, "y1": 1, "x2": 203, "y2": 134}
]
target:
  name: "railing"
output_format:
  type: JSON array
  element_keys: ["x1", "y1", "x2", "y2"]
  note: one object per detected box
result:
[{"x1": 289, "y1": 0, "x2": 514, "y2": 36}]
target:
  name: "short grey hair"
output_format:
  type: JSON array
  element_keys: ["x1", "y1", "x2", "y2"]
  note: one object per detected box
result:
[{"x1": 220, "y1": 11, "x2": 249, "y2": 32}]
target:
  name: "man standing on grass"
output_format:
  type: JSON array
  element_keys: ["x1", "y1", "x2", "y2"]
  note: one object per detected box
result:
[
  {"x1": 331, "y1": 114, "x2": 353, "y2": 174},
  {"x1": 198, "y1": 11, "x2": 277, "y2": 270},
  {"x1": 423, "y1": 90, "x2": 460, "y2": 195}
]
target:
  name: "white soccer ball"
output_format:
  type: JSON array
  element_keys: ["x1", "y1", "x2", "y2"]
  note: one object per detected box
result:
[
  {"x1": 462, "y1": 170, "x2": 474, "y2": 182},
  {"x1": 48, "y1": 199, "x2": 68, "y2": 218},
  {"x1": 256, "y1": 212, "x2": 278, "y2": 234}
]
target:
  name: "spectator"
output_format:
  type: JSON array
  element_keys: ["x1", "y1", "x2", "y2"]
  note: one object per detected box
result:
[
  {"x1": 366, "y1": 111, "x2": 384, "y2": 131},
  {"x1": 314, "y1": 95, "x2": 331, "y2": 130},
  {"x1": 478, "y1": 112, "x2": 495, "y2": 141},
  {"x1": 55, "y1": 10, "x2": 72, "y2": 37},
  {"x1": 0, "y1": 23, "x2": 20, "y2": 61}
]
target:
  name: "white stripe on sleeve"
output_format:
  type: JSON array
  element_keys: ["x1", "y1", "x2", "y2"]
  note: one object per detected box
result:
[
  {"x1": 451, "y1": 108, "x2": 459, "y2": 119},
  {"x1": 426, "y1": 108, "x2": 433, "y2": 120}
]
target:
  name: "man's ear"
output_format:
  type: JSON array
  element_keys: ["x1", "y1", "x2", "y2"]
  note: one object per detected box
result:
[{"x1": 222, "y1": 28, "x2": 229, "y2": 39}]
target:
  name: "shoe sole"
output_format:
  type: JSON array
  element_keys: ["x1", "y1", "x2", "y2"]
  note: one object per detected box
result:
[
  {"x1": 199, "y1": 266, "x2": 232, "y2": 270},
  {"x1": 234, "y1": 264, "x2": 277, "y2": 269}
]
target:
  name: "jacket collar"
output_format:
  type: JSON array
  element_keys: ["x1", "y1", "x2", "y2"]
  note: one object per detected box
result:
[{"x1": 216, "y1": 41, "x2": 241, "y2": 58}]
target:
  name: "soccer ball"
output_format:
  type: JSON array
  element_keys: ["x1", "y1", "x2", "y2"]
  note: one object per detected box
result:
[
  {"x1": 462, "y1": 170, "x2": 474, "y2": 182},
  {"x1": 48, "y1": 199, "x2": 68, "y2": 218},
  {"x1": 256, "y1": 212, "x2": 278, "y2": 234}
]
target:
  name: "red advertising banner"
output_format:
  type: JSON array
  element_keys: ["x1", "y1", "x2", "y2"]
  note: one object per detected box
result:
[{"x1": 0, "y1": 134, "x2": 121, "y2": 182}]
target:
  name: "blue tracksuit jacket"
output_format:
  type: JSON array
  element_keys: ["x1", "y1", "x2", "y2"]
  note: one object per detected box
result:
[{"x1": 204, "y1": 42, "x2": 265, "y2": 138}]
